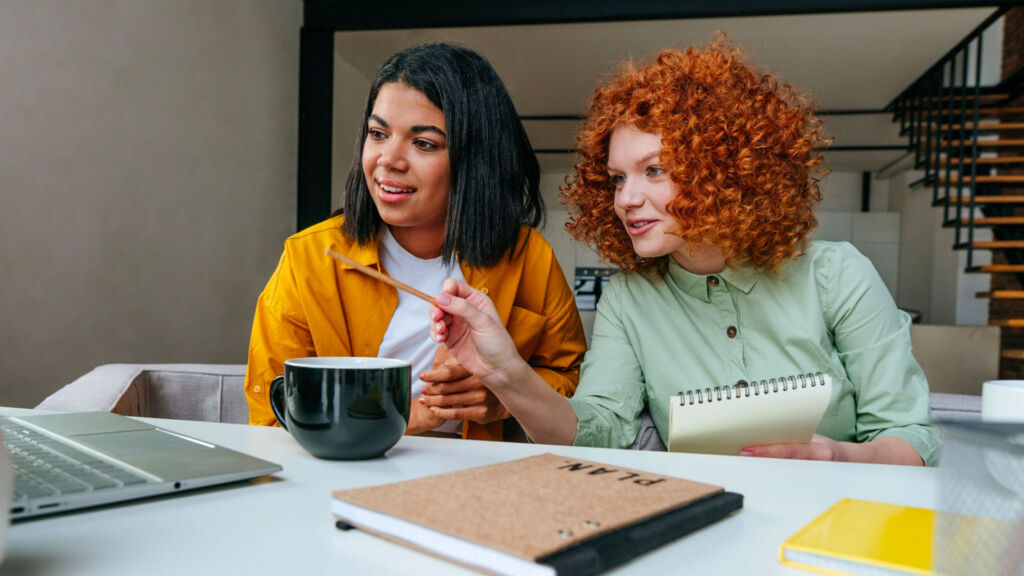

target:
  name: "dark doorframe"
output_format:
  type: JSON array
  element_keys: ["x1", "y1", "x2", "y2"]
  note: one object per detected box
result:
[{"x1": 298, "y1": 27, "x2": 334, "y2": 231}]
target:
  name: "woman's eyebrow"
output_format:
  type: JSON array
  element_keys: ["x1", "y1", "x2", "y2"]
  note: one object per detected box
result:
[
  {"x1": 368, "y1": 114, "x2": 446, "y2": 139},
  {"x1": 636, "y1": 150, "x2": 659, "y2": 166},
  {"x1": 411, "y1": 125, "x2": 447, "y2": 139},
  {"x1": 608, "y1": 150, "x2": 659, "y2": 172}
]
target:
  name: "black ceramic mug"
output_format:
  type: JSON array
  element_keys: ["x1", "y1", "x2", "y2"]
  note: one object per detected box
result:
[{"x1": 269, "y1": 357, "x2": 411, "y2": 460}]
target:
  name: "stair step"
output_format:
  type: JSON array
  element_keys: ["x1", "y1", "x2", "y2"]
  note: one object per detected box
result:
[
  {"x1": 935, "y1": 176, "x2": 1024, "y2": 185},
  {"x1": 947, "y1": 195, "x2": 1024, "y2": 204},
  {"x1": 919, "y1": 123, "x2": 1024, "y2": 135},
  {"x1": 950, "y1": 217, "x2": 1024, "y2": 227},
  {"x1": 968, "y1": 265, "x2": 1024, "y2": 273},
  {"x1": 976, "y1": 106, "x2": 1024, "y2": 116},
  {"x1": 908, "y1": 93, "x2": 1008, "y2": 104},
  {"x1": 939, "y1": 122, "x2": 1024, "y2": 132},
  {"x1": 934, "y1": 156, "x2": 1024, "y2": 166},
  {"x1": 991, "y1": 319, "x2": 1024, "y2": 328},
  {"x1": 1002, "y1": 349, "x2": 1024, "y2": 360},
  {"x1": 969, "y1": 240, "x2": 1024, "y2": 249},
  {"x1": 906, "y1": 107, "x2": 1024, "y2": 125},
  {"x1": 976, "y1": 290, "x2": 1024, "y2": 299},
  {"x1": 946, "y1": 139, "x2": 1024, "y2": 147}
]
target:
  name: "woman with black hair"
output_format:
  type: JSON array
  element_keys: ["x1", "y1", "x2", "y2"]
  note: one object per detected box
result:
[{"x1": 244, "y1": 43, "x2": 587, "y2": 441}]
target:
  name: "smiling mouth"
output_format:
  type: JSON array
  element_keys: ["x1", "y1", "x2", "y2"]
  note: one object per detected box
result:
[
  {"x1": 377, "y1": 180, "x2": 415, "y2": 195},
  {"x1": 626, "y1": 220, "x2": 656, "y2": 234}
]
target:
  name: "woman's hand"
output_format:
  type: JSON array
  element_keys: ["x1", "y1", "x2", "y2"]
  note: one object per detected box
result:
[
  {"x1": 740, "y1": 434, "x2": 844, "y2": 461},
  {"x1": 429, "y1": 279, "x2": 525, "y2": 390},
  {"x1": 406, "y1": 347, "x2": 462, "y2": 435},
  {"x1": 405, "y1": 397, "x2": 447, "y2": 435},
  {"x1": 428, "y1": 279, "x2": 580, "y2": 445},
  {"x1": 740, "y1": 434, "x2": 923, "y2": 465},
  {"x1": 419, "y1": 346, "x2": 510, "y2": 424},
  {"x1": 419, "y1": 374, "x2": 510, "y2": 424}
]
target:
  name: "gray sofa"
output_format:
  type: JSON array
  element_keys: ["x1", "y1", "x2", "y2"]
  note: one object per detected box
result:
[{"x1": 36, "y1": 364, "x2": 249, "y2": 424}]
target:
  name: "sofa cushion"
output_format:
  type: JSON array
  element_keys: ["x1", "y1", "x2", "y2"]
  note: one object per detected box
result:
[{"x1": 37, "y1": 364, "x2": 248, "y2": 424}]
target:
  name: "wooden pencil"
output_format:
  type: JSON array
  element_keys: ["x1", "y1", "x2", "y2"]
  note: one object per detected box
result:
[{"x1": 325, "y1": 248, "x2": 437, "y2": 305}]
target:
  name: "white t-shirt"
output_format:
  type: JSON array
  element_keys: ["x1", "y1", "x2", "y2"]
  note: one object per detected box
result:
[{"x1": 378, "y1": 228, "x2": 466, "y2": 434}]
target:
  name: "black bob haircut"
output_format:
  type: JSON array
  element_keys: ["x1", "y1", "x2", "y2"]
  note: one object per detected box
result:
[{"x1": 340, "y1": 42, "x2": 544, "y2": 268}]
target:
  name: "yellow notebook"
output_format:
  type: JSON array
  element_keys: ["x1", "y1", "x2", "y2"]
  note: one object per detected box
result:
[{"x1": 779, "y1": 498, "x2": 933, "y2": 576}]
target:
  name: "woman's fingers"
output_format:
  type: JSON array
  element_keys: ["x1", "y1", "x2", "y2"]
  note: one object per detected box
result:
[
  {"x1": 428, "y1": 279, "x2": 523, "y2": 387},
  {"x1": 429, "y1": 405, "x2": 485, "y2": 421},
  {"x1": 420, "y1": 358, "x2": 471, "y2": 383},
  {"x1": 435, "y1": 294, "x2": 490, "y2": 331},
  {"x1": 439, "y1": 280, "x2": 501, "y2": 321},
  {"x1": 419, "y1": 390, "x2": 487, "y2": 407},
  {"x1": 740, "y1": 440, "x2": 836, "y2": 461},
  {"x1": 430, "y1": 280, "x2": 502, "y2": 345},
  {"x1": 420, "y1": 377, "x2": 478, "y2": 395}
]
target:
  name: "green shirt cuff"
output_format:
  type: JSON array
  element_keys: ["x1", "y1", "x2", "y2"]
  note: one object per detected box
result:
[
  {"x1": 875, "y1": 424, "x2": 942, "y2": 467},
  {"x1": 569, "y1": 398, "x2": 598, "y2": 447}
]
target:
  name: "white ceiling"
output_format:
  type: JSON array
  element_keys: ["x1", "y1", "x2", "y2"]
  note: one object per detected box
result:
[{"x1": 335, "y1": 7, "x2": 1000, "y2": 172}]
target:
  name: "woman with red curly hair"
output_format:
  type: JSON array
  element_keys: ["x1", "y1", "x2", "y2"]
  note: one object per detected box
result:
[{"x1": 425, "y1": 40, "x2": 938, "y2": 466}]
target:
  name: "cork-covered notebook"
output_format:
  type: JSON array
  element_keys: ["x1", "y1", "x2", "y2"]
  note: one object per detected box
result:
[{"x1": 331, "y1": 453, "x2": 743, "y2": 576}]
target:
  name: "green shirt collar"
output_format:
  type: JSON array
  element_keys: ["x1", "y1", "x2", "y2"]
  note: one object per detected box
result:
[
  {"x1": 720, "y1": 262, "x2": 761, "y2": 294},
  {"x1": 666, "y1": 258, "x2": 762, "y2": 302}
]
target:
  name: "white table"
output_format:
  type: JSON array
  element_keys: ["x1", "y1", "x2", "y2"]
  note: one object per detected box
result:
[{"x1": 2, "y1": 409, "x2": 939, "y2": 575}]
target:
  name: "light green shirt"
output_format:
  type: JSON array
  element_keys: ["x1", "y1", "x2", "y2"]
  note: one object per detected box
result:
[{"x1": 569, "y1": 241, "x2": 940, "y2": 466}]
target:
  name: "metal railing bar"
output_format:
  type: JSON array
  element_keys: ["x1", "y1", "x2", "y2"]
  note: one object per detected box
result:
[
  {"x1": 967, "y1": 33, "x2": 984, "y2": 270},
  {"x1": 942, "y1": 56, "x2": 958, "y2": 214},
  {"x1": 955, "y1": 45, "x2": 972, "y2": 248},
  {"x1": 885, "y1": 7, "x2": 1005, "y2": 111}
]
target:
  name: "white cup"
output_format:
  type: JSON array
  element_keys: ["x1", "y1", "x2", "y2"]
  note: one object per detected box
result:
[{"x1": 981, "y1": 380, "x2": 1024, "y2": 422}]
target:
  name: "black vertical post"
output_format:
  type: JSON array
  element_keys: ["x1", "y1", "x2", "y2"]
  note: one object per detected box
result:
[
  {"x1": 966, "y1": 34, "x2": 983, "y2": 270},
  {"x1": 861, "y1": 171, "x2": 871, "y2": 212},
  {"x1": 943, "y1": 57, "x2": 957, "y2": 211},
  {"x1": 955, "y1": 47, "x2": 970, "y2": 248},
  {"x1": 297, "y1": 27, "x2": 334, "y2": 231}
]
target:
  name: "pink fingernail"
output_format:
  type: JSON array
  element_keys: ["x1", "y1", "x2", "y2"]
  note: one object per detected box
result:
[
  {"x1": 436, "y1": 294, "x2": 451, "y2": 305},
  {"x1": 740, "y1": 450, "x2": 753, "y2": 457}
]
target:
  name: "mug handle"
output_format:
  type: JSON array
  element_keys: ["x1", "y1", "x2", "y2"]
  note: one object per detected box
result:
[{"x1": 269, "y1": 375, "x2": 289, "y2": 430}]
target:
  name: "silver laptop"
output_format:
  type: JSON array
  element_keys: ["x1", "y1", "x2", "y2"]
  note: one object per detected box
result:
[{"x1": 3, "y1": 411, "x2": 282, "y2": 519}]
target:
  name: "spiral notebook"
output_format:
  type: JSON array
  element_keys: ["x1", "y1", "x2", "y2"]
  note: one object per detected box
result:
[{"x1": 668, "y1": 372, "x2": 832, "y2": 455}]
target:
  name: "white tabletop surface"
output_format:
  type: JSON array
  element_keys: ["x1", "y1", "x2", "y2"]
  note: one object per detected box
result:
[{"x1": 0, "y1": 408, "x2": 939, "y2": 575}]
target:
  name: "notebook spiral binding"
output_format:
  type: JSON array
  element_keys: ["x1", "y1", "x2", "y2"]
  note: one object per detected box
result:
[{"x1": 676, "y1": 372, "x2": 827, "y2": 406}]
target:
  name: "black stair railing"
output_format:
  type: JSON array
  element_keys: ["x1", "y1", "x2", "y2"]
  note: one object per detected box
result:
[{"x1": 888, "y1": 7, "x2": 1006, "y2": 272}]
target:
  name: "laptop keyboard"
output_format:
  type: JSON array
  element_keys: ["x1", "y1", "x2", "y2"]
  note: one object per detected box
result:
[{"x1": 2, "y1": 419, "x2": 150, "y2": 502}]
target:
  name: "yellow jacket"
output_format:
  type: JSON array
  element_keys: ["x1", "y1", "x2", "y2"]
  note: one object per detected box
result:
[{"x1": 245, "y1": 215, "x2": 587, "y2": 441}]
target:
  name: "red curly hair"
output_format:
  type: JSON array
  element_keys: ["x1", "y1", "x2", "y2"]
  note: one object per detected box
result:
[{"x1": 562, "y1": 37, "x2": 829, "y2": 275}]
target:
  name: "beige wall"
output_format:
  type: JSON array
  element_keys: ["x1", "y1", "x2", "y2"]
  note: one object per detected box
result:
[
  {"x1": 888, "y1": 171, "x2": 990, "y2": 325},
  {"x1": 0, "y1": 1, "x2": 301, "y2": 406}
]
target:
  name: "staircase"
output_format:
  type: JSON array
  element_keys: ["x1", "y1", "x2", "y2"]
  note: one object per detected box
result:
[{"x1": 888, "y1": 7, "x2": 1024, "y2": 372}]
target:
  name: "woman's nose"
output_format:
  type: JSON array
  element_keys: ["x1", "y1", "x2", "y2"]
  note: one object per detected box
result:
[
  {"x1": 615, "y1": 177, "x2": 644, "y2": 209},
  {"x1": 376, "y1": 141, "x2": 407, "y2": 171}
]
